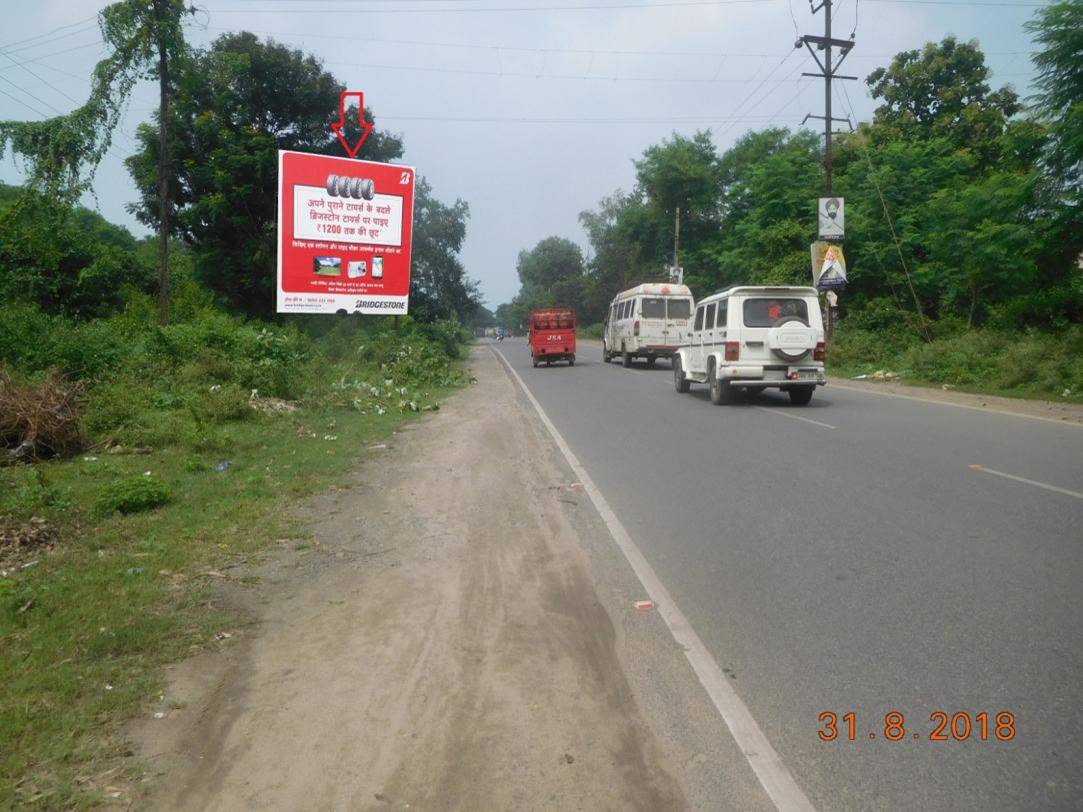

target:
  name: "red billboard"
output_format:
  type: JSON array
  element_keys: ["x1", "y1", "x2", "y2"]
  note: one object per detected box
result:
[{"x1": 276, "y1": 150, "x2": 415, "y2": 315}]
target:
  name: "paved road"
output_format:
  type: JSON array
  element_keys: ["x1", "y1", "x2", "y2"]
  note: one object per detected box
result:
[{"x1": 492, "y1": 337, "x2": 1083, "y2": 811}]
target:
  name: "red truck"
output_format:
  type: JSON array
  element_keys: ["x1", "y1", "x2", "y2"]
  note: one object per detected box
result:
[{"x1": 529, "y1": 307, "x2": 576, "y2": 367}]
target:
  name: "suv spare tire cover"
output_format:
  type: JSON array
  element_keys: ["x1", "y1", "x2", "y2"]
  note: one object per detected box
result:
[{"x1": 768, "y1": 316, "x2": 815, "y2": 361}]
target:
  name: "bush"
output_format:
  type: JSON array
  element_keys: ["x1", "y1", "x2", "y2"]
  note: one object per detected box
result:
[
  {"x1": 0, "y1": 368, "x2": 85, "y2": 460},
  {"x1": 93, "y1": 475, "x2": 171, "y2": 516},
  {"x1": 191, "y1": 384, "x2": 253, "y2": 424},
  {"x1": 578, "y1": 323, "x2": 605, "y2": 339}
]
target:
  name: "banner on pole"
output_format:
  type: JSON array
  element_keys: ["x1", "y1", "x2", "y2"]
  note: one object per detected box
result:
[
  {"x1": 817, "y1": 197, "x2": 845, "y2": 240},
  {"x1": 811, "y1": 241, "x2": 847, "y2": 290}
]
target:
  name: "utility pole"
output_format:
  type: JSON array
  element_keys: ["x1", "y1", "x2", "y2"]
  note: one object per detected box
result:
[
  {"x1": 799, "y1": 0, "x2": 855, "y2": 194},
  {"x1": 672, "y1": 207, "x2": 681, "y2": 283},
  {"x1": 154, "y1": 0, "x2": 172, "y2": 326},
  {"x1": 799, "y1": 0, "x2": 855, "y2": 340}
]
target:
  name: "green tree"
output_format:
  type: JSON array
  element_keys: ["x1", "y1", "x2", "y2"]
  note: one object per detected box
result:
[
  {"x1": 126, "y1": 32, "x2": 404, "y2": 318},
  {"x1": 0, "y1": 1, "x2": 190, "y2": 203},
  {"x1": 0, "y1": 185, "x2": 151, "y2": 318},
  {"x1": 514, "y1": 236, "x2": 589, "y2": 314},
  {"x1": 409, "y1": 180, "x2": 480, "y2": 323},
  {"x1": 866, "y1": 37, "x2": 1019, "y2": 167},
  {"x1": 1026, "y1": 0, "x2": 1083, "y2": 197}
]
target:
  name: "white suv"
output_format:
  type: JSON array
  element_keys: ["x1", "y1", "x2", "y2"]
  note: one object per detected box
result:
[{"x1": 672, "y1": 286, "x2": 826, "y2": 405}]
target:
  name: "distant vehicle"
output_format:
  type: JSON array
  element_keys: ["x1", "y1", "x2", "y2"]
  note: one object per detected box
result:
[
  {"x1": 672, "y1": 286, "x2": 826, "y2": 405},
  {"x1": 496, "y1": 326, "x2": 506, "y2": 341},
  {"x1": 529, "y1": 307, "x2": 576, "y2": 367},
  {"x1": 602, "y1": 283, "x2": 694, "y2": 367}
]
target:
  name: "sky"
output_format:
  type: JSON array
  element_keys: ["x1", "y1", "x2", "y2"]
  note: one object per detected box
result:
[{"x1": 0, "y1": 0, "x2": 1046, "y2": 310}]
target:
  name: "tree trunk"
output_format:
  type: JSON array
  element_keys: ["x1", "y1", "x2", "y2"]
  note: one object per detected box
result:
[{"x1": 156, "y1": 0, "x2": 170, "y2": 326}]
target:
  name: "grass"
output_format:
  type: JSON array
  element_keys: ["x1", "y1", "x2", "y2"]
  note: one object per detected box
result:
[
  {"x1": 0, "y1": 296, "x2": 472, "y2": 809},
  {"x1": 0, "y1": 384, "x2": 465, "y2": 809},
  {"x1": 825, "y1": 324, "x2": 1083, "y2": 403}
]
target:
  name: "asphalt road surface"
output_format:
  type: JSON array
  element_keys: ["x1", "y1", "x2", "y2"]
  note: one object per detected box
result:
[{"x1": 492, "y1": 337, "x2": 1082, "y2": 812}]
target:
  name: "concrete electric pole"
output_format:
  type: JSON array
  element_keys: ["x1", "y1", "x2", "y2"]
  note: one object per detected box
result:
[{"x1": 800, "y1": 0, "x2": 855, "y2": 341}]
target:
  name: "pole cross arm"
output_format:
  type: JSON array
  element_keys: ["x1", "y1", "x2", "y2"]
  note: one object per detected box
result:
[
  {"x1": 802, "y1": 114, "x2": 854, "y2": 124},
  {"x1": 802, "y1": 72, "x2": 858, "y2": 80},
  {"x1": 801, "y1": 35, "x2": 855, "y2": 52}
]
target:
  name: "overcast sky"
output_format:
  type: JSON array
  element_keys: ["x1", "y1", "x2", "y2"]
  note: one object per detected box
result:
[{"x1": 1, "y1": 0, "x2": 1045, "y2": 310}]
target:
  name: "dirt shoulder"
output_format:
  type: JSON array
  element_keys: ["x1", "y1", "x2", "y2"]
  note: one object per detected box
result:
[{"x1": 130, "y1": 346, "x2": 687, "y2": 811}]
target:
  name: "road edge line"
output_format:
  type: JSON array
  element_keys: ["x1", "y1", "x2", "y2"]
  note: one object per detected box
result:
[{"x1": 489, "y1": 344, "x2": 816, "y2": 812}]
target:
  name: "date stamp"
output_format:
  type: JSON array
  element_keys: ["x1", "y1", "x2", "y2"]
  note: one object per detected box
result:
[{"x1": 818, "y1": 711, "x2": 1016, "y2": 742}]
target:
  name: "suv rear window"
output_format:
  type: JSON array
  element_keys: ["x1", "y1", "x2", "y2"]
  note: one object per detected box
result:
[
  {"x1": 642, "y1": 298, "x2": 666, "y2": 319},
  {"x1": 743, "y1": 298, "x2": 809, "y2": 327},
  {"x1": 667, "y1": 299, "x2": 692, "y2": 320}
]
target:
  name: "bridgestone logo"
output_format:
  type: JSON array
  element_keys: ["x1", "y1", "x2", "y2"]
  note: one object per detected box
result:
[{"x1": 354, "y1": 300, "x2": 406, "y2": 312}]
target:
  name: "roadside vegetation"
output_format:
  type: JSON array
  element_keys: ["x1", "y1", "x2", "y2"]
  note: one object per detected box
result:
[
  {"x1": 499, "y1": 0, "x2": 1083, "y2": 401},
  {"x1": 0, "y1": 275, "x2": 471, "y2": 808},
  {"x1": 0, "y1": 3, "x2": 482, "y2": 806}
]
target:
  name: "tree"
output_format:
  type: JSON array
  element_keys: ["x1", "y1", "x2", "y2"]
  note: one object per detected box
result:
[
  {"x1": 0, "y1": 1, "x2": 192, "y2": 322},
  {"x1": 866, "y1": 37, "x2": 1019, "y2": 167},
  {"x1": 515, "y1": 237, "x2": 589, "y2": 314},
  {"x1": 1026, "y1": 0, "x2": 1083, "y2": 197},
  {"x1": 0, "y1": 185, "x2": 152, "y2": 319},
  {"x1": 409, "y1": 179, "x2": 480, "y2": 323},
  {"x1": 127, "y1": 32, "x2": 404, "y2": 318},
  {"x1": 0, "y1": 1, "x2": 190, "y2": 204}
]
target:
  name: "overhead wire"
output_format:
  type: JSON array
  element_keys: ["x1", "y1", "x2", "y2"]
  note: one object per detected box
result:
[
  {"x1": 835, "y1": 80, "x2": 931, "y2": 339},
  {"x1": 3, "y1": 23, "x2": 102, "y2": 57},
  {"x1": 211, "y1": 0, "x2": 787, "y2": 13},
  {"x1": 0, "y1": 40, "x2": 105, "y2": 74},
  {"x1": 0, "y1": 16, "x2": 99, "y2": 52},
  {"x1": 320, "y1": 53, "x2": 809, "y2": 83}
]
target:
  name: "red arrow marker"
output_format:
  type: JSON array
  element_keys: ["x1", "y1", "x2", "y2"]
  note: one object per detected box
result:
[{"x1": 330, "y1": 91, "x2": 374, "y2": 158}]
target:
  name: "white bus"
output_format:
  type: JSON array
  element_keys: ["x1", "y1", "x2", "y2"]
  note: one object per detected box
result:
[{"x1": 602, "y1": 283, "x2": 695, "y2": 367}]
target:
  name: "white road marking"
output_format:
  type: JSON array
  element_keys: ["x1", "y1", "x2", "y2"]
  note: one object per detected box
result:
[
  {"x1": 969, "y1": 464, "x2": 1083, "y2": 500},
  {"x1": 490, "y1": 345, "x2": 816, "y2": 812},
  {"x1": 830, "y1": 381, "x2": 1083, "y2": 428},
  {"x1": 753, "y1": 406, "x2": 838, "y2": 430}
]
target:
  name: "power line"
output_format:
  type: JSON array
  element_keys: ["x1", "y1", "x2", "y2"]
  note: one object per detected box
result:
[
  {"x1": 0, "y1": 40, "x2": 104, "y2": 73},
  {"x1": 321, "y1": 53, "x2": 809, "y2": 83},
  {"x1": 0, "y1": 85, "x2": 51, "y2": 119},
  {"x1": 204, "y1": 24, "x2": 1027, "y2": 61},
  {"x1": 375, "y1": 113, "x2": 802, "y2": 122},
  {"x1": 835, "y1": 80, "x2": 931, "y2": 340},
  {"x1": 0, "y1": 16, "x2": 98, "y2": 52},
  {"x1": 205, "y1": 26, "x2": 783, "y2": 57},
  {"x1": 711, "y1": 49, "x2": 805, "y2": 140},
  {"x1": 4, "y1": 24, "x2": 101, "y2": 57},
  {"x1": 0, "y1": 49, "x2": 83, "y2": 106},
  {"x1": 0, "y1": 74, "x2": 66, "y2": 116},
  {"x1": 210, "y1": 0, "x2": 786, "y2": 13},
  {"x1": 209, "y1": 0, "x2": 1042, "y2": 9}
]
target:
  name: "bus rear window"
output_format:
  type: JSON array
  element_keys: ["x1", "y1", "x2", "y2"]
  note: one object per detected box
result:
[
  {"x1": 642, "y1": 298, "x2": 666, "y2": 319},
  {"x1": 743, "y1": 298, "x2": 808, "y2": 327},
  {"x1": 667, "y1": 299, "x2": 692, "y2": 320}
]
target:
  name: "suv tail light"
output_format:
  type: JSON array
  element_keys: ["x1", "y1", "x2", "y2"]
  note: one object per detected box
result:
[
  {"x1": 633, "y1": 320, "x2": 640, "y2": 337},
  {"x1": 814, "y1": 341, "x2": 825, "y2": 361},
  {"x1": 724, "y1": 341, "x2": 740, "y2": 361}
]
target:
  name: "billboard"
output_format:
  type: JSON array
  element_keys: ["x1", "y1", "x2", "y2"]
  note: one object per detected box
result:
[{"x1": 276, "y1": 150, "x2": 415, "y2": 314}]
